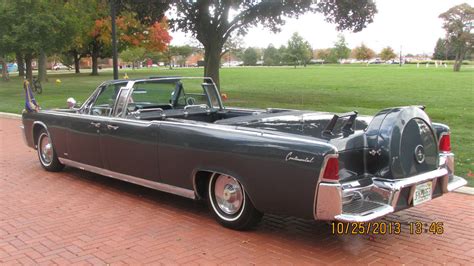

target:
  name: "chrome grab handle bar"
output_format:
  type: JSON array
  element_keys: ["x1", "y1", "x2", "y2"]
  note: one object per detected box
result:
[
  {"x1": 184, "y1": 104, "x2": 209, "y2": 111},
  {"x1": 90, "y1": 122, "x2": 101, "y2": 128},
  {"x1": 107, "y1": 125, "x2": 119, "y2": 130},
  {"x1": 130, "y1": 108, "x2": 165, "y2": 116}
]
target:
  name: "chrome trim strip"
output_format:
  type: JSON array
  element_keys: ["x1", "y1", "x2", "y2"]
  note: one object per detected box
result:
[
  {"x1": 33, "y1": 120, "x2": 48, "y2": 130},
  {"x1": 58, "y1": 158, "x2": 196, "y2": 199}
]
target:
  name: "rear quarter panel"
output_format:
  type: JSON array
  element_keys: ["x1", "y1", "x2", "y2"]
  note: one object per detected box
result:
[{"x1": 157, "y1": 121, "x2": 336, "y2": 219}]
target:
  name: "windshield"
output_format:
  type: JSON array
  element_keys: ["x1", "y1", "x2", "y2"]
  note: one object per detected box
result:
[{"x1": 127, "y1": 78, "x2": 222, "y2": 112}]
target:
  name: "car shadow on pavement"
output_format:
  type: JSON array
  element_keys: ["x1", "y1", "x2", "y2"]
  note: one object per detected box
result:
[{"x1": 60, "y1": 165, "x2": 439, "y2": 251}]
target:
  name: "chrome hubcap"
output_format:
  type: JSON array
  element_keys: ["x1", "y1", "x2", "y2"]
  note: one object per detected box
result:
[
  {"x1": 214, "y1": 175, "x2": 244, "y2": 215},
  {"x1": 40, "y1": 134, "x2": 53, "y2": 164}
]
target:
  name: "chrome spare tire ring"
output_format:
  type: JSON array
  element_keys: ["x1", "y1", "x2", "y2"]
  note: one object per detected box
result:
[{"x1": 209, "y1": 174, "x2": 245, "y2": 221}]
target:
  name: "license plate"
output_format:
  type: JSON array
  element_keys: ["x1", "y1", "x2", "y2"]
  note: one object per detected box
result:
[{"x1": 413, "y1": 182, "x2": 432, "y2": 206}]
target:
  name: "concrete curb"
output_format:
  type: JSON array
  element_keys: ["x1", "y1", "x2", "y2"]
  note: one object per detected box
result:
[
  {"x1": 0, "y1": 112, "x2": 21, "y2": 119},
  {"x1": 0, "y1": 110, "x2": 472, "y2": 193},
  {"x1": 454, "y1": 186, "x2": 474, "y2": 195}
]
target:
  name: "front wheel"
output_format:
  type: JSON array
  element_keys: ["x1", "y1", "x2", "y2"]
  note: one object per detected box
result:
[
  {"x1": 207, "y1": 173, "x2": 262, "y2": 230},
  {"x1": 37, "y1": 129, "x2": 64, "y2": 172}
]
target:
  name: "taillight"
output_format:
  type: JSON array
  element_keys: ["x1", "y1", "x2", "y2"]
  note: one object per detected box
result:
[
  {"x1": 439, "y1": 134, "x2": 451, "y2": 152},
  {"x1": 323, "y1": 157, "x2": 339, "y2": 181}
]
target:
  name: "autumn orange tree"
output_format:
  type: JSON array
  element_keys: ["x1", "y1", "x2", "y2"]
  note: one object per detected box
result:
[
  {"x1": 88, "y1": 11, "x2": 171, "y2": 75},
  {"x1": 61, "y1": 0, "x2": 171, "y2": 75}
]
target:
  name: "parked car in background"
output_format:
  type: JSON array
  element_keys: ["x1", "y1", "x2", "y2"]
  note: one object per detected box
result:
[
  {"x1": 386, "y1": 59, "x2": 400, "y2": 64},
  {"x1": 368, "y1": 58, "x2": 383, "y2": 64},
  {"x1": 21, "y1": 76, "x2": 467, "y2": 230},
  {"x1": 0, "y1": 63, "x2": 18, "y2": 72},
  {"x1": 52, "y1": 63, "x2": 72, "y2": 71}
]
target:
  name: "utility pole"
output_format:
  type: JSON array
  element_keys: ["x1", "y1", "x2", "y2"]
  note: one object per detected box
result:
[
  {"x1": 110, "y1": 0, "x2": 119, "y2": 80},
  {"x1": 399, "y1": 45, "x2": 402, "y2": 67}
]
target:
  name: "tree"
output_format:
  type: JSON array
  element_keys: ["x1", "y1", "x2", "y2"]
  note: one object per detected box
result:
[
  {"x1": 175, "y1": 45, "x2": 193, "y2": 67},
  {"x1": 87, "y1": 10, "x2": 171, "y2": 75},
  {"x1": 263, "y1": 44, "x2": 280, "y2": 66},
  {"x1": 439, "y1": 3, "x2": 474, "y2": 71},
  {"x1": 0, "y1": 0, "x2": 77, "y2": 82},
  {"x1": 222, "y1": 35, "x2": 244, "y2": 66},
  {"x1": 352, "y1": 43, "x2": 375, "y2": 61},
  {"x1": 120, "y1": 47, "x2": 146, "y2": 69},
  {"x1": 278, "y1": 45, "x2": 291, "y2": 65},
  {"x1": 315, "y1": 48, "x2": 337, "y2": 63},
  {"x1": 243, "y1": 47, "x2": 258, "y2": 66},
  {"x1": 62, "y1": 0, "x2": 99, "y2": 74},
  {"x1": 60, "y1": 0, "x2": 169, "y2": 75},
  {"x1": 332, "y1": 34, "x2": 351, "y2": 62},
  {"x1": 380, "y1": 46, "x2": 396, "y2": 61},
  {"x1": 163, "y1": 46, "x2": 179, "y2": 69},
  {"x1": 286, "y1": 32, "x2": 312, "y2": 67},
  {"x1": 433, "y1": 38, "x2": 457, "y2": 60},
  {"x1": 171, "y1": 1, "x2": 377, "y2": 88}
]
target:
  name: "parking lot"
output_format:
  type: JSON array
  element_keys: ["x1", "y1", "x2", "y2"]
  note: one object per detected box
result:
[{"x1": 1, "y1": 116, "x2": 473, "y2": 265}]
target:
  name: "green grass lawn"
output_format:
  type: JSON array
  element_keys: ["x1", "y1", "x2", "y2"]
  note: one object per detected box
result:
[{"x1": 1, "y1": 64, "x2": 472, "y2": 185}]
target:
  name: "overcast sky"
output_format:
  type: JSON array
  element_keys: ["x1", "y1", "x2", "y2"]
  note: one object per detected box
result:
[{"x1": 169, "y1": 0, "x2": 473, "y2": 55}]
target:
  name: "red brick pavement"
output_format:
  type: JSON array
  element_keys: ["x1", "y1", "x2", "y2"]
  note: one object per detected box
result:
[{"x1": 1, "y1": 117, "x2": 473, "y2": 265}]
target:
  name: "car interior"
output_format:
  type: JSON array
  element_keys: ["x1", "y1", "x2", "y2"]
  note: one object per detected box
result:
[{"x1": 85, "y1": 78, "x2": 267, "y2": 124}]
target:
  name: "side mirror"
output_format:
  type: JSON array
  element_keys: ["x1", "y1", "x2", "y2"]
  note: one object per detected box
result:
[
  {"x1": 221, "y1": 93, "x2": 228, "y2": 101},
  {"x1": 66, "y1": 97, "x2": 77, "y2": 109}
]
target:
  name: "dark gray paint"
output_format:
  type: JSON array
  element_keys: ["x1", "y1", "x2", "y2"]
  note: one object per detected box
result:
[{"x1": 21, "y1": 78, "x2": 451, "y2": 220}]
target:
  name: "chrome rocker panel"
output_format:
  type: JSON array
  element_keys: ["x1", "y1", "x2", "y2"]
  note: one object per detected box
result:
[
  {"x1": 315, "y1": 153, "x2": 467, "y2": 222},
  {"x1": 58, "y1": 158, "x2": 196, "y2": 199}
]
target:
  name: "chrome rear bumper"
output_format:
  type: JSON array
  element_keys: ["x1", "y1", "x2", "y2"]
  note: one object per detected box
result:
[{"x1": 315, "y1": 153, "x2": 467, "y2": 222}]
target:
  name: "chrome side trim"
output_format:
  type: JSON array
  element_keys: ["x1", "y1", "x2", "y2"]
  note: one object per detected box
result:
[
  {"x1": 33, "y1": 120, "x2": 48, "y2": 130},
  {"x1": 58, "y1": 158, "x2": 196, "y2": 199}
]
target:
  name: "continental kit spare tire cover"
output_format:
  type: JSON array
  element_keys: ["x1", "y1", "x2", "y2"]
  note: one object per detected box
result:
[{"x1": 365, "y1": 106, "x2": 438, "y2": 179}]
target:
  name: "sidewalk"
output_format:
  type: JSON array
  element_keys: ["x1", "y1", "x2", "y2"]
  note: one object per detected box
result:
[{"x1": 1, "y1": 117, "x2": 473, "y2": 264}]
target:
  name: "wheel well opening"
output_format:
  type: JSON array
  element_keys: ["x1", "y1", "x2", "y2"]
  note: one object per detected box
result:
[
  {"x1": 33, "y1": 124, "x2": 46, "y2": 148},
  {"x1": 194, "y1": 171, "x2": 214, "y2": 199}
]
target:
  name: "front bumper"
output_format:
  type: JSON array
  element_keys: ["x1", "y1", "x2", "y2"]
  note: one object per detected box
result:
[{"x1": 315, "y1": 153, "x2": 467, "y2": 222}]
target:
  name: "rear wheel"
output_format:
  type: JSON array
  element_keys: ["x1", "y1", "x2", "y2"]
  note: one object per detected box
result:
[
  {"x1": 207, "y1": 173, "x2": 262, "y2": 230},
  {"x1": 37, "y1": 129, "x2": 64, "y2": 172}
]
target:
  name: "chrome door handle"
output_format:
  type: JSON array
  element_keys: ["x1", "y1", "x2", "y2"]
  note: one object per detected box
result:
[
  {"x1": 107, "y1": 124, "x2": 119, "y2": 130},
  {"x1": 90, "y1": 122, "x2": 101, "y2": 128}
]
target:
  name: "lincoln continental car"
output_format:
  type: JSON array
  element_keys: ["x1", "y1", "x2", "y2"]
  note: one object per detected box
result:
[{"x1": 21, "y1": 77, "x2": 467, "y2": 230}]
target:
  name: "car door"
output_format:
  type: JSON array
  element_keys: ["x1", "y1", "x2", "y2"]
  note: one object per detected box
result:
[
  {"x1": 66, "y1": 114, "x2": 104, "y2": 168},
  {"x1": 100, "y1": 87, "x2": 160, "y2": 181},
  {"x1": 66, "y1": 83, "x2": 122, "y2": 168}
]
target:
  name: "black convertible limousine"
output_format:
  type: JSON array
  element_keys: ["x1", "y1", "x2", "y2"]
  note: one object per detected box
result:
[{"x1": 21, "y1": 77, "x2": 467, "y2": 230}]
